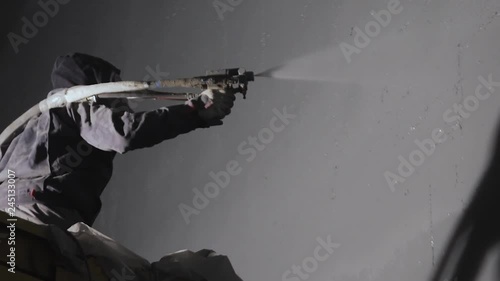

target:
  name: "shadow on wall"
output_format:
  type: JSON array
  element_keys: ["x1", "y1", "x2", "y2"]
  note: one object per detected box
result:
[{"x1": 431, "y1": 114, "x2": 500, "y2": 281}]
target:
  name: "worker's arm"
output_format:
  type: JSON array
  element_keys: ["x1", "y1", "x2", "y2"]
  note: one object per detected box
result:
[
  {"x1": 64, "y1": 90, "x2": 234, "y2": 154},
  {"x1": 64, "y1": 102, "x2": 204, "y2": 154}
]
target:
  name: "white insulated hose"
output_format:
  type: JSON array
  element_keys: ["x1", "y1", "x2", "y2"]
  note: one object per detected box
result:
[{"x1": 0, "y1": 81, "x2": 150, "y2": 155}]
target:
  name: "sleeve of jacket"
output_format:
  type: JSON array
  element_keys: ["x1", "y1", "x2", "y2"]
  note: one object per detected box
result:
[{"x1": 66, "y1": 101, "x2": 207, "y2": 154}]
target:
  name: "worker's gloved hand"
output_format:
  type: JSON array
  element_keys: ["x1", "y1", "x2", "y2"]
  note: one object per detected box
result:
[{"x1": 186, "y1": 89, "x2": 236, "y2": 126}]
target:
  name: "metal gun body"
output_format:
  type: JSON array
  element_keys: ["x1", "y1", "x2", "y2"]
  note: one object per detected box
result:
[{"x1": 146, "y1": 68, "x2": 255, "y2": 99}]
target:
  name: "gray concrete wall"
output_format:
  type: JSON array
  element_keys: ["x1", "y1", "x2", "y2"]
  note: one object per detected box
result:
[{"x1": 2, "y1": 0, "x2": 500, "y2": 280}]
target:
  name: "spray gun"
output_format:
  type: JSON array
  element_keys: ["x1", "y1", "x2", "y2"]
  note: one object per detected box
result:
[
  {"x1": 94, "y1": 68, "x2": 255, "y2": 101},
  {"x1": 0, "y1": 68, "x2": 255, "y2": 154},
  {"x1": 154, "y1": 68, "x2": 255, "y2": 98}
]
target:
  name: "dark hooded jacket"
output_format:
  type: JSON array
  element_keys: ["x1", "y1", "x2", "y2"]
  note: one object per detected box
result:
[{"x1": 0, "y1": 53, "x2": 207, "y2": 225}]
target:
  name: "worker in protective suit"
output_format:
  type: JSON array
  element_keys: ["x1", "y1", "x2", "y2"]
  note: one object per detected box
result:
[
  {"x1": 0, "y1": 53, "x2": 243, "y2": 281},
  {"x1": 0, "y1": 52, "x2": 235, "y2": 228}
]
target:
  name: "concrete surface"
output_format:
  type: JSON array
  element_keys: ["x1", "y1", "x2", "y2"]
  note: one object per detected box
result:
[{"x1": 1, "y1": 0, "x2": 500, "y2": 280}]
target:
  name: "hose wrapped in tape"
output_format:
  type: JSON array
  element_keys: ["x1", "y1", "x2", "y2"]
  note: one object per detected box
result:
[{"x1": 0, "y1": 81, "x2": 150, "y2": 158}]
